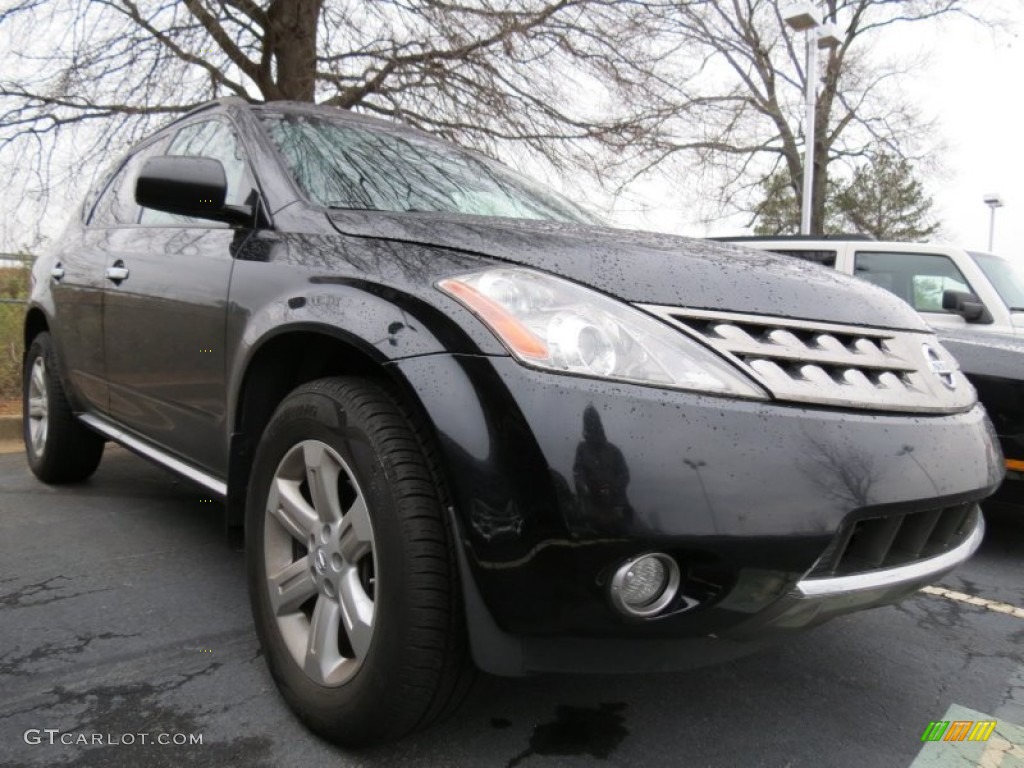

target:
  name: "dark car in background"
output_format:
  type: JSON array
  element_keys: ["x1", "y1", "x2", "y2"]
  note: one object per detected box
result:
[
  {"x1": 936, "y1": 330, "x2": 1024, "y2": 506},
  {"x1": 22, "y1": 99, "x2": 1002, "y2": 746}
]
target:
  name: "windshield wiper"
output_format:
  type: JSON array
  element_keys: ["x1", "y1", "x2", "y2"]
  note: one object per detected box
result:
[{"x1": 328, "y1": 204, "x2": 447, "y2": 215}]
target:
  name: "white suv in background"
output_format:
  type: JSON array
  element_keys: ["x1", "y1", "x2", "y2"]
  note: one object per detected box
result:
[{"x1": 723, "y1": 238, "x2": 1024, "y2": 337}]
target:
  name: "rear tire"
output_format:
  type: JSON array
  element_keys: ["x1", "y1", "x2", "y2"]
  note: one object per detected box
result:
[
  {"x1": 23, "y1": 332, "x2": 104, "y2": 483},
  {"x1": 246, "y1": 376, "x2": 473, "y2": 747}
]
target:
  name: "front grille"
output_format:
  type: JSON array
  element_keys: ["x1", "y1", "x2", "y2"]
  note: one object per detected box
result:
[
  {"x1": 640, "y1": 306, "x2": 974, "y2": 413},
  {"x1": 808, "y1": 504, "x2": 978, "y2": 578}
]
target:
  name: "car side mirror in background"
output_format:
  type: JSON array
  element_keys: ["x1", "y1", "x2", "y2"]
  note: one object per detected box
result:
[
  {"x1": 135, "y1": 156, "x2": 253, "y2": 226},
  {"x1": 942, "y1": 289, "x2": 993, "y2": 324}
]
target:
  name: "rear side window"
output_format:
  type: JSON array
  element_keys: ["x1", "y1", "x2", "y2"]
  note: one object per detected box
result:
[
  {"x1": 854, "y1": 251, "x2": 972, "y2": 313},
  {"x1": 768, "y1": 248, "x2": 837, "y2": 268},
  {"x1": 88, "y1": 141, "x2": 166, "y2": 227},
  {"x1": 81, "y1": 162, "x2": 120, "y2": 223}
]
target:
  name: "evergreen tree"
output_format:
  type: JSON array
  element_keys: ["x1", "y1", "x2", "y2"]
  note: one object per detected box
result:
[
  {"x1": 834, "y1": 154, "x2": 940, "y2": 240},
  {"x1": 753, "y1": 154, "x2": 939, "y2": 240}
]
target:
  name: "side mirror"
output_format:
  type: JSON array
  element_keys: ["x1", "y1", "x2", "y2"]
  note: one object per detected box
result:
[
  {"x1": 135, "y1": 156, "x2": 253, "y2": 226},
  {"x1": 942, "y1": 289, "x2": 993, "y2": 324}
]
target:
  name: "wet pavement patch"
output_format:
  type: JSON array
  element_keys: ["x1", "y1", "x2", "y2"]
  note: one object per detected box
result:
[
  {"x1": 0, "y1": 575, "x2": 111, "y2": 609},
  {"x1": 507, "y1": 702, "x2": 628, "y2": 766},
  {"x1": 0, "y1": 632, "x2": 140, "y2": 677}
]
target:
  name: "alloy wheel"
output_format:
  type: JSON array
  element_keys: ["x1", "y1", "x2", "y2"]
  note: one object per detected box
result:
[
  {"x1": 263, "y1": 439, "x2": 377, "y2": 686},
  {"x1": 27, "y1": 356, "x2": 48, "y2": 457}
]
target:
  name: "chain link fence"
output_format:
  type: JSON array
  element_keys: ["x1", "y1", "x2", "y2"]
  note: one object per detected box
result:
[{"x1": 1, "y1": 253, "x2": 32, "y2": 403}]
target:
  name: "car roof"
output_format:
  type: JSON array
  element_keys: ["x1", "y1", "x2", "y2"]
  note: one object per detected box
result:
[{"x1": 168, "y1": 96, "x2": 442, "y2": 145}]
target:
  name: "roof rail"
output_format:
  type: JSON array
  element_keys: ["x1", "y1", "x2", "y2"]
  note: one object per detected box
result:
[{"x1": 174, "y1": 95, "x2": 254, "y2": 120}]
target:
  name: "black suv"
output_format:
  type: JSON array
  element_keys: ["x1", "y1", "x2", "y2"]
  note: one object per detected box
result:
[{"x1": 23, "y1": 99, "x2": 1002, "y2": 746}]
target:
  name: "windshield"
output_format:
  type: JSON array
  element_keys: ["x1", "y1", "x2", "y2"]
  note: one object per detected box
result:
[
  {"x1": 970, "y1": 252, "x2": 1024, "y2": 311},
  {"x1": 259, "y1": 112, "x2": 599, "y2": 225}
]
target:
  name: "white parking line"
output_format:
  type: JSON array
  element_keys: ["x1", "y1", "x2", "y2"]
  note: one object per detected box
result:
[
  {"x1": 920, "y1": 586, "x2": 1024, "y2": 619},
  {"x1": 979, "y1": 737, "x2": 1024, "y2": 768}
]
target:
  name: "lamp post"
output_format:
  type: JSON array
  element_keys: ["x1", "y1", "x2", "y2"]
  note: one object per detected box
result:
[
  {"x1": 983, "y1": 193, "x2": 1004, "y2": 252},
  {"x1": 783, "y1": 4, "x2": 841, "y2": 234}
]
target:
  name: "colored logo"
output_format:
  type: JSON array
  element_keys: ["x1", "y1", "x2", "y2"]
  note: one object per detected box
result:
[{"x1": 920, "y1": 720, "x2": 997, "y2": 742}]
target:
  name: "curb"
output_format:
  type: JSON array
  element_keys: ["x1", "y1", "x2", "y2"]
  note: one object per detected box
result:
[{"x1": 0, "y1": 415, "x2": 22, "y2": 440}]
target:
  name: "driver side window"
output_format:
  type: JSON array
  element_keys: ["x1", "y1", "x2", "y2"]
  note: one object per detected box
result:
[
  {"x1": 140, "y1": 119, "x2": 254, "y2": 225},
  {"x1": 854, "y1": 251, "x2": 973, "y2": 313}
]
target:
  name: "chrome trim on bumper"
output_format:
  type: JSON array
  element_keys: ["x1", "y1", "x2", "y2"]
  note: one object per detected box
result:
[
  {"x1": 796, "y1": 514, "x2": 985, "y2": 598},
  {"x1": 78, "y1": 413, "x2": 228, "y2": 497},
  {"x1": 724, "y1": 512, "x2": 986, "y2": 640}
]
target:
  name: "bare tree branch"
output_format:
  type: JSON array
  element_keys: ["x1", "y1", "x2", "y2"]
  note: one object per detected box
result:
[{"x1": 625, "y1": 0, "x2": 995, "y2": 233}]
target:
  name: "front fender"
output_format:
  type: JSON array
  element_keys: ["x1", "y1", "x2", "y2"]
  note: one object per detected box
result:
[{"x1": 224, "y1": 254, "x2": 506, "y2": 436}]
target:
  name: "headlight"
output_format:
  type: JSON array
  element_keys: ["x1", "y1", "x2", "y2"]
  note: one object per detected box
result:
[{"x1": 437, "y1": 267, "x2": 766, "y2": 399}]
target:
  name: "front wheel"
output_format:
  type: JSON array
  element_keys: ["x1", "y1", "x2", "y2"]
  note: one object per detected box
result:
[{"x1": 245, "y1": 377, "x2": 473, "y2": 747}]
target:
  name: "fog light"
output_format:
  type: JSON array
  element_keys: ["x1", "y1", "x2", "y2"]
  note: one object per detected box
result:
[
  {"x1": 610, "y1": 553, "x2": 681, "y2": 617},
  {"x1": 621, "y1": 557, "x2": 665, "y2": 604}
]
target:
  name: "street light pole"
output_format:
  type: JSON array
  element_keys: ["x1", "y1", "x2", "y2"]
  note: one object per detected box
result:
[
  {"x1": 983, "y1": 193, "x2": 1004, "y2": 252},
  {"x1": 783, "y1": 5, "x2": 840, "y2": 235},
  {"x1": 800, "y1": 35, "x2": 817, "y2": 235}
]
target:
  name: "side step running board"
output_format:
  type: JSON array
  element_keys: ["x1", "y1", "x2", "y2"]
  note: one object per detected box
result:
[{"x1": 78, "y1": 413, "x2": 228, "y2": 498}]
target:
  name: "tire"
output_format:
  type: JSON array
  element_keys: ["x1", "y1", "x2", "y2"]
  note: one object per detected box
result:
[
  {"x1": 23, "y1": 332, "x2": 105, "y2": 483},
  {"x1": 245, "y1": 376, "x2": 474, "y2": 747}
]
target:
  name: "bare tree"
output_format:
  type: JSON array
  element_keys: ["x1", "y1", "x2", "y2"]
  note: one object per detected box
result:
[
  {"x1": 613, "y1": 0, "x2": 991, "y2": 234},
  {"x1": 0, "y1": 0, "x2": 673, "y2": 246},
  {"x1": 0, "y1": 0, "x2": 1001, "y2": 248}
]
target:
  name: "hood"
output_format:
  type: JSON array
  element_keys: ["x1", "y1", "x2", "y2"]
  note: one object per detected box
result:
[
  {"x1": 936, "y1": 328, "x2": 1024, "y2": 379},
  {"x1": 328, "y1": 211, "x2": 927, "y2": 331}
]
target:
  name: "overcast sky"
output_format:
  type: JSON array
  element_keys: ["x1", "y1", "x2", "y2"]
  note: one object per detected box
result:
[
  {"x1": 3, "y1": 3, "x2": 1021, "y2": 261},
  {"x1": 911, "y1": 10, "x2": 1023, "y2": 257},
  {"x1": 604, "y1": 4, "x2": 1024, "y2": 260}
]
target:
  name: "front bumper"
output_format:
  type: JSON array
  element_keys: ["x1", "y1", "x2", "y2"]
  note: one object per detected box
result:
[
  {"x1": 452, "y1": 508, "x2": 986, "y2": 675},
  {"x1": 391, "y1": 353, "x2": 1003, "y2": 674},
  {"x1": 727, "y1": 511, "x2": 985, "y2": 638}
]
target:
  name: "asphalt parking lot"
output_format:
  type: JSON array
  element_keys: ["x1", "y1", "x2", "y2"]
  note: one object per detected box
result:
[{"x1": 1, "y1": 445, "x2": 1022, "y2": 768}]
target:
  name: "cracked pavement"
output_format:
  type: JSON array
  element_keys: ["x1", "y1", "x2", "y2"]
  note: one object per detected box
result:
[{"x1": 0, "y1": 447, "x2": 1021, "y2": 767}]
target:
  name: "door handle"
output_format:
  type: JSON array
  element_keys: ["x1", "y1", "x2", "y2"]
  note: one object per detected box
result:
[
  {"x1": 50, "y1": 264, "x2": 64, "y2": 281},
  {"x1": 105, "y1": 262, "x2": 129, "y2": 283}
]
